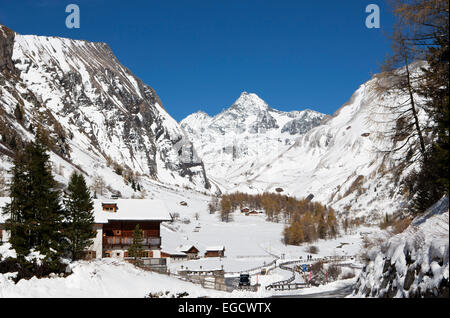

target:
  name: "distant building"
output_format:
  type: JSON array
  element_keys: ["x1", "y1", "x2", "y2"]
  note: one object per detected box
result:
[
  {"x1": 204, "y1": 246, "x2": 225, "y2": 258},
  {"x1": 161, "y1": 250, "x2": 188, "y2": 261},
  {"x1": 178, "y1": 245, "x2": 200, "y2": 259},
  {"x1": 241, "y1": 207, "x2": 250, "y2": 213}
]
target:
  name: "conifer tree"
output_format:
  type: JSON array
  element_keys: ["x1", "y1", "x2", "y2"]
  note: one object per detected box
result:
[
  {"x1": 2, "y1": 137, "x2": 64, "y2": 268},
  {"x1": 327, "y1": 209, "x2": 338, "y2": 239},
  {"x1": 63, "y1": 171, "x2": 95, "y2": 260},
  {"x1": 26, "y1": 138, "x2": 64, "y2": 266},
  {"x1": 128, "y1": 224, "x2": 144, "y2": 261},
  {"x1": 317, "y1": 216, "x2": 327, "y2": 240},
  {"x1": 387, "y1": 0, "x2": 449, "y2": 213},
  {"x1": 2, "y1": 151, "x2": 32, "y2": 258},
  {"x1": 301, "y1": 212, "x2": 315, "y2": 243},
  {"x1": 220, "y1": 197, "x2": 232, "y2": 222}
]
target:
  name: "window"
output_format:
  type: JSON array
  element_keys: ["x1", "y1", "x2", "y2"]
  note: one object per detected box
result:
[{"x1": 102, "y1": 203, "x2": 117, "y2": 212}]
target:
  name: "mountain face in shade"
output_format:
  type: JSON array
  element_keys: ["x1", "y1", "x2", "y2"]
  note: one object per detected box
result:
[{"x1": 0, "y1": 24, "x2": 212, "y2": 195}]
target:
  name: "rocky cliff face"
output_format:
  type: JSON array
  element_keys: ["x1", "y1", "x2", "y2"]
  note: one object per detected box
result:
[
  {"x1": 0, "y1": 25, "x2": 16, "y2": 74},
  {"x1": 0, "y1": 24, "x2": 211, "y2": 195}
]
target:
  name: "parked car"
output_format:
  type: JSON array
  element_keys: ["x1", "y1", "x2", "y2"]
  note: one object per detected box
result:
[{"x1": 239, "y1": 274, "x2": 250, "y2": 286}]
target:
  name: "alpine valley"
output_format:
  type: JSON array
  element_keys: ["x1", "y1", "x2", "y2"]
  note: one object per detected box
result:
[
  {"x1": 1, "y1": 23, "x2": 423, "y2": 220},
  {"x1": 0, "y1": 15, "x2": 448, "y2": 300}
]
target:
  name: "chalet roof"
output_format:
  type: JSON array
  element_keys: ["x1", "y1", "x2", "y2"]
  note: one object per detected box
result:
[
  {"x1": 161, "y1": 249, "x2": 187, "y2": 256},
  {"x1": 0, "y1": 198, "x2": 172, "y2": 224},
  {"x1": 178, "y1": 245, "x2": 199, "y2": 253},
  {"x1": 93, "y1": 199, "x2": 172, "y2": 223},
  {"x1": 102, "y1": 202, "x2": 118, "y2": 206},
  {"x1": 205, "y1": 245, "x2": 225, "y2": 252}
]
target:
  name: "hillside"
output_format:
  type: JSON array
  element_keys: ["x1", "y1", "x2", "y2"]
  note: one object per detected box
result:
[{"x1": 0, "y1": 24, "x2": 213, "y2": 197}]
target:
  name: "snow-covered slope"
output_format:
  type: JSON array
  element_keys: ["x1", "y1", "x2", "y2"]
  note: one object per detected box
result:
[
  {"x1": 180, "y1": 92, "x2": 325, "y2": 183},
  {"x1": 352, "y1": 196, "x2": 449, "y2": 298},
  {"x1": 0, "y1": 24, "x2": 212, "y2": 195},
  {"x1": 209, "y1": 67, "x2": 429, "y2": 221}
]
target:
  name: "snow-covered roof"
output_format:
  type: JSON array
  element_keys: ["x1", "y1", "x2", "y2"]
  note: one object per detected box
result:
[
  {"x1": 178, "y1": 245, "x2": 199, "y2": 253},
  {"x1": 93, "y1": 199, "x2": 171, "y2": 223},
  {"x1": 161, "y1": 249, "x2": 187, "y2": 256},
  {"x1": 205, "y1": 245, "x2": 225, "y2": 251},
  {"x1": 0, "y1": 198, "x2": 172, "y2": 224}
]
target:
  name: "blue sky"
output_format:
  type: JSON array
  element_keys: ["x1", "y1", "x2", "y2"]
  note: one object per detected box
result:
[{"x1": 0, "y1": 0, "x2": 394, "y2": 121}]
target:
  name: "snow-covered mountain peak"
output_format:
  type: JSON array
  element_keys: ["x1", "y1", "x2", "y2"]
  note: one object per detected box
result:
[
  {"x1": 180, "y1": 92, "x2": 326, "y2": 181},
  {"x1": 229, "y1": 91, "x2": 270, "y2": 113},
  {"x1": 180, "y1": 111, "x2": 212, "y2": 135}
]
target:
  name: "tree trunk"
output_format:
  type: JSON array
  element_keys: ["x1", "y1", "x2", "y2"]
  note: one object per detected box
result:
[{"x1": 405, "y1": 58, "x2": 427, "y2": 158}]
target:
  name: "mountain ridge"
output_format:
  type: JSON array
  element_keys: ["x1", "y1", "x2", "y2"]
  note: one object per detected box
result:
[
  {"x1": 0, "y1": 24, "x2": 213, "y2": 197},
  {"x1": 180, "y1": 91, "x2": 326, "y2": 181}
]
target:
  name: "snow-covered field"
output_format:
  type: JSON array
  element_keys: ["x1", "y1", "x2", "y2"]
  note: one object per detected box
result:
[{"x1": 155, "y1": 185, "x2": 375, "y2": 271}]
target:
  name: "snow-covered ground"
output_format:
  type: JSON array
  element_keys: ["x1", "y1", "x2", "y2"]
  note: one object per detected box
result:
[
  {"x1": 1, "y1": 184, "x2": 376, "y2": 297},
  {"x1": 0, "y1": 258, "x2": 247, "y2": 298},
  {"x1": 351, "y1": 196, "x2": 449, "y2": 298}
]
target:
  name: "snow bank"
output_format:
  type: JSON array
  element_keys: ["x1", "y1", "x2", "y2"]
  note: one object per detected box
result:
[
  {"x1": 0, "y1": 243, "x2": 17, "y2": 261},
  {"x1": 351, "y1": 196, "x2": 449, "y2": 297},
  {"x1": 0, "y1": 257, "x2": 272, "y2": 298}
]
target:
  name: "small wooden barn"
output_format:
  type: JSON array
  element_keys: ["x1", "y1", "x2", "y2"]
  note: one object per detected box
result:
[
  {"x1": 204, "y1": 246, "x2": 225, "y2": 258},
  {"x1": 178, "y1": 245, "x2": 200, "y2": 259},
  {"x1": 161, "y1": 250, "x2": 188, "y2": 261}
]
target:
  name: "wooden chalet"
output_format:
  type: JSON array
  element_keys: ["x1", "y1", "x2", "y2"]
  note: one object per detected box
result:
[
  {"x1": 204, "y1": 246, "x2": 225, "y2": 258},
  {"x1": 178, "y1": 245, "x2": 200, "y2": 259},
  {"x1": 161, "y1": 250, "x2": 188, "y2": 261},
  {"x1": 93, "y1": 199, "x2": 172, "y2": 259},
  {"x1": 0, "y1": 198, "x2": 172, "y2": 261}
]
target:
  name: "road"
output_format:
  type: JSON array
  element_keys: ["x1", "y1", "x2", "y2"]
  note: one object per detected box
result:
[{"x1": 271, "y1": 283, "x2": 355, "y2": 298}]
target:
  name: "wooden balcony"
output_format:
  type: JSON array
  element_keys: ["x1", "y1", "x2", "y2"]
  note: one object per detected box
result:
[{"x1": 103, "y1": 236, "x2": 161, "y2": 248}]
